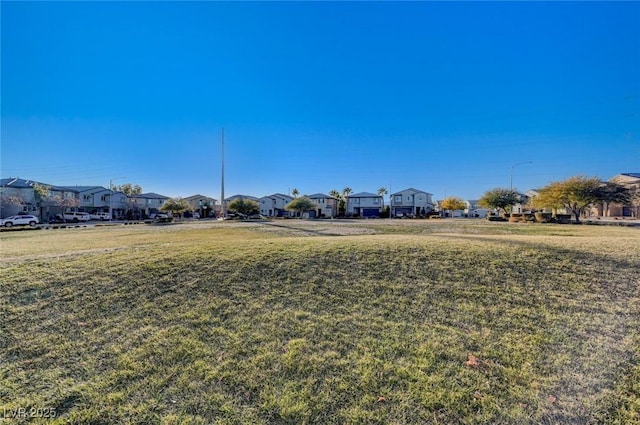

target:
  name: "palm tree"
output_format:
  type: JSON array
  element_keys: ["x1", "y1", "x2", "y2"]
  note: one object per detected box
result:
[
  {"x1": 291, "y1": 188, "x2": 299, "y2": 198},
  {"x1": 342, "y1": 187, "x2": 353, "y2": 216},
  {"x1": 377, "y1": 187, "x2": 388, "y2": 212},
  {"x1": 329, "y1": 189, "x2": 342, "y2": 217}
]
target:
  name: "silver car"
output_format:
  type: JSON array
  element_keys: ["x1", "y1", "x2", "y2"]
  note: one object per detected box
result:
[{"x1": 1, "y1": 215, "x2": 40, "y2": 227}]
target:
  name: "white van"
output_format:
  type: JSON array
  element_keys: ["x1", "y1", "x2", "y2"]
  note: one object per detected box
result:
[
  {"x1": 63, "y1": 212, "x2": 91, "y2": 222},
  {"x1": 90, "y1": 212, "x2": 111, "y2": 221}
]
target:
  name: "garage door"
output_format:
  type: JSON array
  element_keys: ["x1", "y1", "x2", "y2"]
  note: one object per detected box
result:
[{"x1": 362, "y1": 208, "x2": 380, "y2": 217}]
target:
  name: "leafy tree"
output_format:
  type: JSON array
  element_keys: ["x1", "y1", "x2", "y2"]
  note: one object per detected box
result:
[
  {"x1": 0, "y1": 193, "x2": 24, "y2": 208},
  {"x1": 160, "y1": 197, "x2": 190, "y2": 219},
  {"x1": 113, "y1": 183, "x2": 143, "y2": 196},
  {"x1": 478, "y1": 188, "x2": 520, "y2": 214},
  {"x1": 227, "y1": 198, "x2": 259, "y2": 216},
  {"x1": 532, "y1": 176, "x2": 625, "y2": 223},
  {"x1": 440, "y1": 196, "x2": 466, "y2": 217},
  {"x1": 32, "y1": 183, "x2": 79, "y2": 222},
  {"x1": 285, "y1": 196, "x2": 316, "y2": 217},
  {"x1": 597, "y1": 181, "x2": 631, "y2": 216}
]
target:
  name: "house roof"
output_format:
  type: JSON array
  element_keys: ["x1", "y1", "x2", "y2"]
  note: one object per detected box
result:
[
  {"x1": 130, "y1": 192, "x2": 170, "y2": 200},
  {"x1": 621, "y1": 173, "x2": 640, "y2": 179},
  {"x1": 184, "y1": 194, "x2": 217, "y2": 202},
  {"x1": 1, "y1": 178, "x2": 76, "y2": 192},
  {"x1": 225, "y1": 194, "x2": 259, "y2": 201},
  {"x1": 263, "y1": 193, "x2": 293, "y2": 201},
  {"x1": 307, "y1": 193, "x2": 334, "y2": 199},
  {"x1": 348, "y1": 192, "x2": 379, "y2": 198},
  {"x1": 390, "y1": 187, "x2": 433, "y2": 196},
  {"x1": 58, "y1": 185, "x2": 107, "y2": 194}
]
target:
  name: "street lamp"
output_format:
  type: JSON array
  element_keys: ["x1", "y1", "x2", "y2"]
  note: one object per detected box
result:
[
  {"x1": 109, "y1": 176, "x2": 126, "y2": 221},
  {"x1": 510, "y1": 162, "x2": 532, "y2": 192}
]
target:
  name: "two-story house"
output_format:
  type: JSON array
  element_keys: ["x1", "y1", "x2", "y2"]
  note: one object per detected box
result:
[
  {"x1": 608, "y1": 173, "x2": 640, "y2": 218},
  {"x1": 59, "y1": 186, "x2": 118, "y2": 214},
  {"x1": 464, "y1": 200, "x2": 490, "y2": 218},
  {"x1": 1, "y1": 177, "x2": 38, "y2": 217},
  {"x1": 260, "y1": 193, "x2": 293, "y2": 217},
  {"x1": 346, "y1": 192, "x2": 383, "y2": 217},
  {"x1": 1, "y1": 178, "x2": 79, "y2": 219},
  {"x1": 184, "y1": 194, "x2": 217, "y2": 218},
  {"x1": 390, "y1": 188, "x2": 434, "y2": 217},
  {"x1": 307, "y1": 193, "x2": 338, "y2": 218},
  {"x1": 128, "y1": 193, "x2": 169, "y2": 218}
]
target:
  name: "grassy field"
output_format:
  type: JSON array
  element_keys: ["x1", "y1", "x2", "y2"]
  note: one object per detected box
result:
[{"x1": 1, "y1": 219, "x2": 639, "y2": 424}]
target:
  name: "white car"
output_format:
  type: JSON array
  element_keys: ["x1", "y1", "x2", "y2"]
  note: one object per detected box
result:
[
  {"x1": 1, "y1": 215, "x2": 40, "y2": 227},
  {"x1": 63, "y1": 212, "x2": 91, "y2": 222},
  {"x1": 90, "y1": 212, "x2": 111, "y2": 221}
]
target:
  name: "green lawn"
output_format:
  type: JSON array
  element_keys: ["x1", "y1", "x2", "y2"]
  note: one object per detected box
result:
[{"x1": 1, "y1": 220, "x2": 639, "y2": 424}]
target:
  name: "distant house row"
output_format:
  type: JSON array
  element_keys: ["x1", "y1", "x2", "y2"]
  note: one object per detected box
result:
[
  {"x1": 2, "y1": 173, "x2": 637, "y2": 220},
  {"x1": 0, "y1": 178, "x2": 438, "y2": 220},
  {"x1": 253, "y1": 188, "x2": 437, "y2": 218}
]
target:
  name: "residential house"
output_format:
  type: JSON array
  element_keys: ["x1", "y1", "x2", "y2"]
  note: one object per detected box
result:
[
  {"x1": 434, "y1": 200, "x2": 464, "y2": 217},
  {"x1": 346, "y1": 192, "x2": 383, "y2": 217},
  {"x1": 58, "y1": 186, "x2": 128, "y2": 216},
  {"x1": 510, "y1": 192, "x2": 530, "y2": 214},
  {"x1": 219, "y1": 194, "x2": 258, "y2": 216},
  {"x1": 128, "y1": 193, "x2": 170, "y2": 218},
  {"x1": 464, "y1": 200, "x2": 490, "y2": 218},
  {"x1": 184, "y1": 194, "x2": 217, "y2": 218},
  {"x1": 1, "y1": 177, "x2": 38, "y2": 217},
  {"x1": 1, "y1": 178, "x2": 79, "y2": 219},
  {"x1": 390, "y1": 188, "x2": 434, "y2": 217},
  {"x1": 259, "y1": 193, "x2": 294, "y2": 217},
  {"x1": 307, "y1": 193, "x2": 338, "y2": 218},
  {"x1": 593, "y1": 173, "x2": 640, "y2": 218}
]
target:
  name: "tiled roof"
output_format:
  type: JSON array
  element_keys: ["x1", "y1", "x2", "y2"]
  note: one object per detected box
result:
[{"x1": 348, "y1": 192, "x2": 379, "y2": 198}]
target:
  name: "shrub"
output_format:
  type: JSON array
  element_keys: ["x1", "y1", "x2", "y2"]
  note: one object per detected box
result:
[
  {"x1": 555, "y1": 214, "x2": 572, "y2": 224},
  {"x1": 487, "y1": 216, "x2": 508, "y2": 222},
  {"x1": 535, "y1": 212, "x2": 554, "y2": 223}
]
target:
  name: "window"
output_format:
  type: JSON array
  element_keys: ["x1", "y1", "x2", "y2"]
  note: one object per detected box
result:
[
  {"x1": 395, "y1": 195, "x2": 402, "y2": 203},
  {"x1": 101, "y1": 195, "x2": 108, "y2": 202}
]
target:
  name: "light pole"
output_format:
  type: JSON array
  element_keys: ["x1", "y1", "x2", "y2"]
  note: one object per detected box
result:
[
  {"x1": 510, "y1": 161, "x2": 532, "y2": 192},
  {"x1": 109, "y1": 176, "x2": 126, "y2": 221}
]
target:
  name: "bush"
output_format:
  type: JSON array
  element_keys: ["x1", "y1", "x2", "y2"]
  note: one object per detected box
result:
[
  {"x1": 487, "y1": 216, "x2": 508, "y2": 222},
  {"x1": 535, "y1": 212, "x2": 554, "y2": 223},
  {"x1": 509, "y1": 213, "x2": 523, "y2": 223},
  {"x1": 555, "y1": 214, "x2": 572, "y2": 224}
]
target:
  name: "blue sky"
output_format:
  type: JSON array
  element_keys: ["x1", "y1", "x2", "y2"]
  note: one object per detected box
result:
[{"x1": 2, "y1": 1, "x2": 638, "y2": 201}]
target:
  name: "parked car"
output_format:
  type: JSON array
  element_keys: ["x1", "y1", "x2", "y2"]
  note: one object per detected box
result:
[
  {"x1": 1, "y1": 215, "x2": 39, "y2": 227},
  {"x1": 152, "y1": 212, "x2": 172, "y2": 222},
  {"x1": 63, "y1": 212, "x2": 91, "y2": 222},
  {"x1": 90, "y1": 212, "x2": 111, "y2": 221}
]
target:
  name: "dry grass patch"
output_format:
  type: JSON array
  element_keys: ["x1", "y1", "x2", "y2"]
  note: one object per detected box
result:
[{"x1": 1, "y1": 220, "x2": 639, "y2": 424}]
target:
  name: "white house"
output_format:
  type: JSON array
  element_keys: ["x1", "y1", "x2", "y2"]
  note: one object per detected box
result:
[
  {"x1": 346, "y1": 192, "x2": 383, "y2": 217},
  {"x1": 464, "y1": 200, "x2": 490, "y2": 218},
  {"x1": 128, "y1": 193, "x2": 169, "y2": 218},
  {"x1": 307, "y1": 193, "x2": 338, "y2": 218},
  {"x1": 390, "y1": 188, "x2": 434, "y2": 217},
  {"x1": 1, "y1": 178, "x2": 38, "y2": 217},
  {"x1": 184, "y1": 194, "x2": 217, "y2": 218},
  {"x1": 1, "y1": 178, "x2": 79, "y2": 219},
  {"x1": 60, "y1": 186, "x2": 127, "y2": 215},
  {"x1": 259, "y1": 193, "x2": 294, "y2": 217}
]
